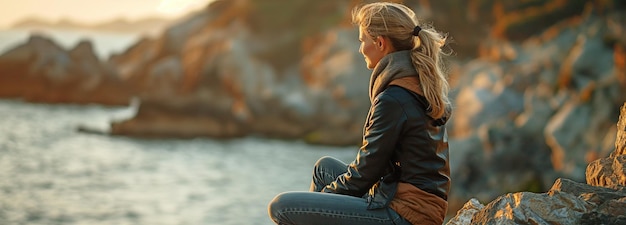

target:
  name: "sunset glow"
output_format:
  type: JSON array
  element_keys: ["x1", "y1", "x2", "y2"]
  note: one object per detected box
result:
[
  {"x1": 0, "y1": 0, "x2": 215, "y2": 28},
  {"x1": 157, "y1": 0, "x2": 208, "y2": 15}
]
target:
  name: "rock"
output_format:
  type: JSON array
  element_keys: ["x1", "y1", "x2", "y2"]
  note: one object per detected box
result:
[
  {"x1": 0, "y1": 34, "x2": 133, "y2": 105},
  {"x1": 593, "y1": 197, "x2": 626, "y2": 220},
  {"x1": 449, "y1": 178, "x2": 626, "y2": 225},
  {"x1": 445, "y1": 198, "x2": 484, "y2": 225},
  {"x1": 446, "y1": 9, "x2": 626, "y2": 214},
  {"x1": 580, "y1": 186, "x2": 626, "y2": 224},
  {"x1": 586, "y1": 155, "x2": 626, "y2": 188},
  {"x1": 566, "y1": 34, "x2": 615, "y2": 90},
  {"x1": 586, "y1": 102, "x2": 626, "y2": 188},
  {"x1": 146, "y1": 56, "x2": 183, "y2": 96},
  {"x1": 544, "y1": 99, "x2": 592, "y2": 180},
  {"x1": 550, "y1": 178, "x2": 626, "y2": 204},
  {"x1": 447, "y1": 102, "x2": 626, "y2": 224},
  {"x1": 580, "y1": 211, "x2": 626, "y2": 225},
  {"x1": 108, "y1": 37, "x2": 160, "y2": 81},
  {"x1": 489, "y1": 0, "x2": 588, "y2": 41},
  {"x1": 616, "y1": 103, "x2": 626, "y2": 156},
  {"x1": 111, "y1": 98, "x2": 247, "y2": 139},
  {"x1": 451, "y1": 61, "x2": 525, "y2": 138},
  {"x1": 0, "y1": 35, "x2": 67, "y2": 79},
  {"x1": 514, "y1": 84, "x2": 557, "y2": 134},
  {"x1": 471, "y1": 191, "x2": 594, "y2": 225},
  {"x1": 447, "y1": 121, "x2": 557, "y2": 215},
  {"x1": 109, "y1": 2, "x2": 369, "y2": 146}
]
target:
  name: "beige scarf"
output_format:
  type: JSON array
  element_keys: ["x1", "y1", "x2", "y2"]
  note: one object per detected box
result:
[{"x1": 368, "y1": 50, "x2": 417, "y2": 103}]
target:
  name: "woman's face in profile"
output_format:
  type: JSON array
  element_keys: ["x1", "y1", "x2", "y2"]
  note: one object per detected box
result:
[{"x1": 358, "y1": 27, "x2": 385, "y2": 70}]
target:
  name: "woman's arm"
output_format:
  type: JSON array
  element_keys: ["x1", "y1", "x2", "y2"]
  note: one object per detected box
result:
[{"x1": 322, "y1": 93, "x2": 405, "y2": 197}]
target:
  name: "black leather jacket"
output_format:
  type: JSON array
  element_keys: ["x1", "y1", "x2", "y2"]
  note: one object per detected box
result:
[{"x1": 322, "y1": 85, "x2": 450, "y2": 209}]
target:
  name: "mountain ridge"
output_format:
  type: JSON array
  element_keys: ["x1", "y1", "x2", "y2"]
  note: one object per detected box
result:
[{"x1": 8, "y1": 16, "x2": 178, "y2": 35}]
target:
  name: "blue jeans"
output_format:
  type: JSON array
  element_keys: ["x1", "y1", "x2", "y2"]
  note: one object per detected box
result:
[{"x1": 268, "y1": 156, "x2": 411, "y2": 225}]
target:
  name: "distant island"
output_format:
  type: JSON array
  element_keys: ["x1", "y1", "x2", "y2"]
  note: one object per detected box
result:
[{"x1": 8, "y1": 16, "x2": 176, "y2": 36}]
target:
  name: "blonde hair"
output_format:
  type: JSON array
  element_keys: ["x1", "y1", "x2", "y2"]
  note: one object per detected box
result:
[{"x1": 352, "y1": 2, "x2": 451, "y2": 119}]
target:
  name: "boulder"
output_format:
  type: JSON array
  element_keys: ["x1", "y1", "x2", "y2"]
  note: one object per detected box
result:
[
  {"x1": 586, "y1": 155, "x2": 626, "y2": 188},
  {"x1": 446, "y1": 103, "x2": 626, "y2": 225},
  {"x1": 445, "y1": 198, "x2": 484, "y2": 225},
  {"x1": 446, "y1": 178, "x2": 626, "y2": 225},
  {"x1": 470, "y1": 191, "x2": 594, "y2": 225},
  {"x1": 586, "y1": 103, "x2": 626, "y2": 188}
]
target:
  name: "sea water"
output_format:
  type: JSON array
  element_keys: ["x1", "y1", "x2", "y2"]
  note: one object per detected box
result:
[{"x1": 0, "y1": 99, "x2": 356, "y2": 225}]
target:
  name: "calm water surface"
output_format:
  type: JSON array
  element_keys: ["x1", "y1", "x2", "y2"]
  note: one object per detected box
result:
[{"x1": 0, "y1": 100, "x2": 355, "y2": 225}]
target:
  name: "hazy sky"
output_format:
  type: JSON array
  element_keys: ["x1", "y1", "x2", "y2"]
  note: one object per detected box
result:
[{"x1": 0, "y1": 0, "x2": 215, "y2": 28}]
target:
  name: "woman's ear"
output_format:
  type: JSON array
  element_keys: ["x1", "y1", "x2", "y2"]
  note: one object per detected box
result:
[
  {"x1": 375, "y1": 36, "x2": 385, "y2": 50},
  {"x1": 377, "y1": 36, "x2": 396, "y2": 54}
]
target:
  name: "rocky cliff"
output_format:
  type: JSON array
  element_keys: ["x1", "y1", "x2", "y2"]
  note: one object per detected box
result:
[
  {"x1": 108, "y1": 0, "x2": 368, "y2": 145},
  {"x1": 0, "y1": 35, "x2": 133, "y2": 105},
  {"x1": 446, "y1": 102, "x2": 626, "y2": 225},
  {"x1": 445, "y1": 7, "x2": 626, "y2": 214}
]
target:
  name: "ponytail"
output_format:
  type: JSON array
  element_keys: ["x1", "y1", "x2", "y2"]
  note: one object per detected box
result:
[{"x1": 411, "y1": 27, "x2": 451, "y2": 119}]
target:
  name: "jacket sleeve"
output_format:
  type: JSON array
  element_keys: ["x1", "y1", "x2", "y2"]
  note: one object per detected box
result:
[{"x1": 322, "y1": 94, "x2": 404, "y2": 197}]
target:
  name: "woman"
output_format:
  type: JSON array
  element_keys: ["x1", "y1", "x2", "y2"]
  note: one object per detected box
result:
[{"x1": 268, "y1": 2, "x2": 451, "y2": 225}]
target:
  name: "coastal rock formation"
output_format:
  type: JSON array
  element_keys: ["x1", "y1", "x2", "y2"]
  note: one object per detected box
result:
[
  {"x1": 446, "y1": 103, "x2": 626, "y2": 225},
  {"x1": 0, "y1": 35, "x2": 133, "y2": 105},
  {"x1": 109, "y1": 0, "x2": 367, "y2": 145},
  {"x1": 447, "y1": 8, "x2": 626, "y2": 212}
]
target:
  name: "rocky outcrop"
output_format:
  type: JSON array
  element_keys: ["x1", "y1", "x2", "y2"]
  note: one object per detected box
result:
[
  {"x1": 0, "y1": 35, "x2": 133, "y2": 105},
  {"x1": 446, "y1": 103, "x2": 626, "y2": 224},
  {"x1": 108, "y1": 0, "x2": 367, "y2": 145},
  {"x1": 447, "y1": 8, "x2": 626, "y2": 213},
  {"x1": 586, "y1": 103, "x2": 626, "y2": 189}
]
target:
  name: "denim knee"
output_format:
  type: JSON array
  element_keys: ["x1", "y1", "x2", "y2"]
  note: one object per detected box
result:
[
  {"x1": 268, "y1": 192, "x2": 294, "y2": 224},
  {"x1": 313, "y1": 156, "x2": 344, "y2": 171},
  {"x1": 314, "y1": 156, "x2": 334, "y2": 168}
]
